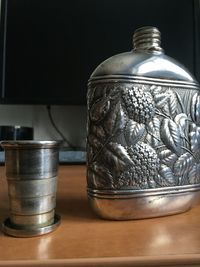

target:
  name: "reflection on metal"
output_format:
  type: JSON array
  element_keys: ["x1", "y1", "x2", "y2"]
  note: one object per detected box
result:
[
  {"x1": 1, "y1": 140, "x2": 61, "y2": 237},
  {"x1": 86, "y1": 26, "x2": 200, "y2": 220}
]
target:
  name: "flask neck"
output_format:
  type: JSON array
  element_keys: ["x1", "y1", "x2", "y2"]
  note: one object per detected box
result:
[{"x1": 133, "y1": 26, "x2": 164, "y2": 53}]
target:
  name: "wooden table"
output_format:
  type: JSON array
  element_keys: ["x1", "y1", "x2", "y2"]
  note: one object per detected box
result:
[{"x1": 0, "y1": 165, "x2": 200, "y2": 266}]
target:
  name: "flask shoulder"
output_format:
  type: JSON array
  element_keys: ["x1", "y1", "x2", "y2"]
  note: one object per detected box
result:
[{"x1": 91, "y1": 51, "x2": 198, "y2": 84}]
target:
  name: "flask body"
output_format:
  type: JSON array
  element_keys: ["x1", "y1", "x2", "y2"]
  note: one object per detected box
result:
[{"x1": 87, "y1": 27, "x2": 200, "y2": 219}]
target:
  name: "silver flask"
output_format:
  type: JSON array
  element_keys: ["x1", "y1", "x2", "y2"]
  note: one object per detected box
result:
[{"x1": 86, "y1": 26, "x2": 200, "y2": 220}]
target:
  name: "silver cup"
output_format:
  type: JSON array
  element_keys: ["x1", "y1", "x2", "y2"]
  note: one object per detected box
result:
[{"x1": 1, "y1": 140, "x2": 61, "y2": 237}]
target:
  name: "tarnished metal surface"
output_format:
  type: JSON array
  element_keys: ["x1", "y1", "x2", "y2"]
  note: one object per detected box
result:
[
  {"x1": 86, "y1": 26, "x2": 200, "y2": 219},
  {"x1": 1, "y1": 140, "x2": 60, "y2": 237},
  {"x1": 88, "y1": 185, "x2": 200, "y2": 220},
  {"x1": 2, "y1": 214, "x2": 61, "y2": 238},
  {"x1": 10, "y1": 210, "x2": 55, "y2": 226}
]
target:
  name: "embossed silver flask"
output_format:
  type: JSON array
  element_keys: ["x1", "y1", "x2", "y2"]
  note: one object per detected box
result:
[{"x1": 86, "y1": 26, "x2": 200, "y2": 220}]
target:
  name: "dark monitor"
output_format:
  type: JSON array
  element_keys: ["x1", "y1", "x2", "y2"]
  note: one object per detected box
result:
[{"x1": 0, "y1": 0, "x2": 199, "y2": 105}]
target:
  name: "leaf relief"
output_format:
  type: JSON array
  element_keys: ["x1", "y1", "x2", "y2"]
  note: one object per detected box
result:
[
  {"x1": 173, "y1": 152, "x2": 194, "y2": 177},
  {"x1": 188, "y1": 164, "x2": 200, "y2": 184},
  {"x1": 91, "y1": 125, "x2": 106, "y2": 142},
  {"x1": 90, "y1": 97, "x2": 110, "y2": 122},
  {"x1": 158, "y1": 149, "x2": 178, "y2": 166},
  {"x1": 159, "y1": 164, "x2": 177, "y2": 186},
  {"x1": 87, "y1": 134, "x2": 103, "y2": 151},
  {"x1": 88, "y1": 162, "x2": 114, "y2": 189},
  {"x1": 101, "y1": 142, "x2": 133, "y2": 173},
  {"x1": 190, "y1": 92, "x2": 200, "y2": 125},
  {"x1": 149, "y1": 85, "x2": 162, "y2": 96},
  {"x1": 189, "y1": 123, "x2": 200, "y2": 155},
  {"x1": 87, "y1": 85, "x2": 96, "y2": 107},
  {"x1": 154, "y1": 93, "x2": 168, "y2": 108},
  {"x1": 153, "y1": 89, "x2": 177, "y2": 117},
  {"x1": 146, "y1": 117, "x2": 161, "y2": 147},
  {"x1": 160, "y1": 118, "x2": 182, "y2": 155},
  {"x1": 174, "y1": 113, "x2": 188, "y2": 138},
  {"x1": 104, "y1": 102, "x2": 126, "y2": 136},
  {"x1": 125, "y1": 120, "x2": 145, "y2": 146},
  {"x1": 167, "y1": 90, "x2": 177, "y2": 117},
  {"x1": 153, "y1": 174, "x2": 168, "y2": 187}
]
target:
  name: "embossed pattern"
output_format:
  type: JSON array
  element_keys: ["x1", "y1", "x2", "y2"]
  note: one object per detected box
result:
[{"x1": 87, "y1": 82, "x2": 200, "y2": 190}]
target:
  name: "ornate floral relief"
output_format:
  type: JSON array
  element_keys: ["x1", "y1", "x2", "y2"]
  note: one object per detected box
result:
[
  {"x1": 87, "y1": 82, "x2": 200, "y2": 190},
  {"x1": 121, "y1": 86, "x2": 155, "y2": 124}
]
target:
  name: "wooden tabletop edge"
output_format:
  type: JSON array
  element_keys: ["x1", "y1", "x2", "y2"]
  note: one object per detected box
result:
[{"x1": 0, "y1": 254, "x2": 200, "y2": 267}]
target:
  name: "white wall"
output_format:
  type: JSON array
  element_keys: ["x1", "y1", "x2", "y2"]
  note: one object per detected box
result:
[{"x1": 0, "y1": 105, "x2": 87, "y2": 149}]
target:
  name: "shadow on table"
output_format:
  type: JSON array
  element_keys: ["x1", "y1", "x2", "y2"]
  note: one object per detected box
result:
[{"x1": 56, "y1": 196, "x2": 98, "y2": 222}]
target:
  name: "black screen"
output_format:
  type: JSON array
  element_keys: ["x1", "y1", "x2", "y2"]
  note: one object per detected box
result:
[{"x1": 0, "y1": 0, "x2": 199, "y2": 104}]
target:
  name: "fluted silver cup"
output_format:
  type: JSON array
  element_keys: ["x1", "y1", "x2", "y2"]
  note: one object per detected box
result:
[{"x1": 1, "y1": 140, "x2": 61, "y2": 237}]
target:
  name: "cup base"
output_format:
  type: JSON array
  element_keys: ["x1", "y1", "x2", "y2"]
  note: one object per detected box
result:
[{"x1": 1, "y1": 214, "x2": 61, "y2": 237}]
